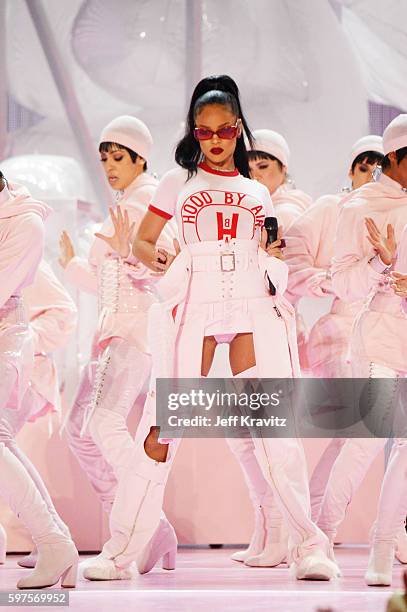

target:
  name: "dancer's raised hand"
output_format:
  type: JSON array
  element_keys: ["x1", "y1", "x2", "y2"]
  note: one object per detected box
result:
[
  {"x1": 59, "y1": 231, "x2": 75, "y2": 269},
  {"x1": 95, "y1": 205, "x2": 135, "y2": 258},
  {"x1": 365, "y1": 217, "x2": 396, "y2": 266}
]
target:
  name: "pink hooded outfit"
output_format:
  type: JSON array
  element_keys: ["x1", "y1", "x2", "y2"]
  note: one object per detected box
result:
[
  {"x1": 90, "y1": 162, "x2": 339, "y2": 581},
  {"x1": 316, "y1": 171, "x2": 407, "y2": 548},
  {"x1": 0, "y1": 183, "x2": 50, "y2": 407},
  {"x1": 361, "y1": 223, "x2": 407, "y2": 585},
  {"x1": 283, "y1": 135, "x2": 385, "y2": 524},
  {"x1": 251, "y1": 129, "x2": 312, "y2": 232},
  {"x1": 285, "y1": 192, "x2": 364, "y2": 378},
  {"x1": 0, "y1": 181, "x2": 77, "y2": 585},
  {"x1": 271, "y1": 183, "x2": 312, "y2": 233},
  {"x1": 64, "y1": 171, "x2": 162, "y2": 513},
  {"x1": 0, "y1": 259, "x2": 77, "y2": 562},
  {"x1": 283, "y1": 193, "x2": 351, "y2": 521},
  {"x1": 19, "y1": 260, "x2": 77, "y2": 421}
]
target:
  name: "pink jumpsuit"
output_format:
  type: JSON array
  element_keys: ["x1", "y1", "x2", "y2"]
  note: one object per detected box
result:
[
  {"x1": 284, "y1": 193, "x2": 365, "y2": 520},
  {"x1": 363, "y1": 224, "x2": 407, "y2": 582},
  {"x1": 95, "y1": 162, "x2": 337, "y2": 576},
  {"x1": 64, "y1": 172, "x2": 169, "y2": 513},
  {"x1": 0, "y1": 260, "x2": 77, "y2": 553},
  {"x1": 317, "y1": 173, "x2": 407, "y2": 543},
  {"x1": 272, "y1": 183, "x2": 312, "y2": 232},
  {"x1": 0, "y1": 183, "x2": 50, "y2": 408},
  {"x1": 0, "y1": 182, "x2": 74, "y2": 564}
]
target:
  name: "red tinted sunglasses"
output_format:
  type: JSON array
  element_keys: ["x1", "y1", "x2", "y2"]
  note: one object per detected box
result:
[{"x1": 194, "y1": 122, "x2": 240, "y2": 141}]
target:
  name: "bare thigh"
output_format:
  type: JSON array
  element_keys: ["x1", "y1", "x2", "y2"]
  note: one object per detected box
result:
[
  {"x1": 229, "y1": 333, "x2": 256, "y2": 375},
  {"x1": 145, "y1": 335, "x2": 218, "y2": 460}
]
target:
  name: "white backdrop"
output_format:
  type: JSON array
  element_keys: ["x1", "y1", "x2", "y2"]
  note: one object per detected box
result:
[{"x1": 5, "y1": 0, "x2": 397, "y2": 202}]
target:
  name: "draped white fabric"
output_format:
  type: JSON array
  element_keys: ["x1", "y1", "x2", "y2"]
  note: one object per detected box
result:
[
  {"x1": 340, "y1": 1, "x2": 407, "y2": 110},
  {"x1": 6, "y1": 0, "x2": 370, "y2": 198}
]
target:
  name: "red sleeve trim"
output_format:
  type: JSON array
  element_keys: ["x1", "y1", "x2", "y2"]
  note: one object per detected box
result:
[{"x1": 148, "y1": 204, "x2": 173, "y2": 220}]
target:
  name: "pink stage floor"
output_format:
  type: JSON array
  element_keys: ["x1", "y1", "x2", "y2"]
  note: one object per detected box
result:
[{"x1": 0, "y1": 546, "x2": 404, "y2": 612}]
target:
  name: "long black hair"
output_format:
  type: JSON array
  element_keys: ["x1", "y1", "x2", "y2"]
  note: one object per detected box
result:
[{"x1": 175, "y1": 75, "x2": 254, "y2": 179}]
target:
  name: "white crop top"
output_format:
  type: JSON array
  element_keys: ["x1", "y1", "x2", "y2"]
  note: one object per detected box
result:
[{"x1": 149, "y1": 162, "x2": 274, "y2": 246}]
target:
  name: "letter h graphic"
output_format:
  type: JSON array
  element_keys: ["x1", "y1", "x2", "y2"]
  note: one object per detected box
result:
[{"x1": 217, "y1": 212, "x2": 239, "y2": 240}]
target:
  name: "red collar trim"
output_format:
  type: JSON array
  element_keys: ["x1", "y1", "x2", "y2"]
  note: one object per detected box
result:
[{"x1": 198, "y1": 161, "x2": 239, "y2": 177}]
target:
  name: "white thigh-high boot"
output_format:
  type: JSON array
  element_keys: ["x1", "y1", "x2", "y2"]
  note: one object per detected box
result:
[
  {"x1": 83, "y1": 391, "x2": 178, "y2": 581},
  {"x1": 0, "y1": 444, "x2": 78, "y2": 589},
  {"x1": 226, "y1": 366, "x2": 287, "y2": 567},
  {"x1": 85, "y1": 340, "x2": 176, "y2": 577},
  {"x1": 0, "y1": 402, "x2": 71, "y2": 569},
  {"x1": 88, "y1": 339, "x2": 151, "y2": 482},
  {"x1": 365, "y1": 439, "x2": 407, "y2": 586},
  {"x1": 318, "y1": 362, "x2": 399, "y2": 544},
  {"x1": 252, "y1": 433, "x2": 340, "y2": 579},
  {"x1": 65, "y1": 357, "x2": 118, "y2": 514},
  {"x1": 309, "y1": 438, "x2": 346, "y2": 523},
  {"x1": 236, "y1": 368, "x2": 339, "y2": 580}
]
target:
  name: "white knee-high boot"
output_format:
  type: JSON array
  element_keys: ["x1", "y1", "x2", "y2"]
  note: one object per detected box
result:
[
  {"x1": 0, "y1": 523, "x2": 6, "y2": 564},
  {"x1": 309, "y1": 438, "x2": 346, "y2": 523},
  {"x1": 227, "y1": 366, "x2": 287, "y2": 567},
  {"x1": 317, "y1": 438, "x2": 387, "y2": 542},
  {"x1": 6, "y1": 441, "x2": 71, "y2": 570},
  {"x1": 366, "y1": 440, "x2": 407, "y2": 586},
  {"x1": 0, "y1": 403, "x2": 71, "y2": 570},
  {"x1": 0, "y1": 444, "x2": 78, "y2": 589},
  {"x1": 83, "y1": 391, "x2": 178, "y2": 581},
  {"x1": 369, "y1": 439, "x2": 407, "y2": 566}
]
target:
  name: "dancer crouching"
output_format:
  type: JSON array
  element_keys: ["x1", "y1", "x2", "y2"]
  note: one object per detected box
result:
[{"x1": 83, "y1": 74, "x2": 340, "y2": 582}]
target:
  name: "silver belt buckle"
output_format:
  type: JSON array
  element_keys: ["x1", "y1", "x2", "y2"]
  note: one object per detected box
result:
[{"x1": 220, "y1": 253, "x2": 236, "y2": 272}]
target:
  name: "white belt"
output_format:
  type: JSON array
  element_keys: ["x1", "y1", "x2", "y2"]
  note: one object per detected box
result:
[{"x1": 191, "y1": 251, "x2": 259, "y2": 273}]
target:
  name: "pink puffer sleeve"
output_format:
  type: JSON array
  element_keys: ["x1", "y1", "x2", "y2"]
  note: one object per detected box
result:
[
  {"x1": 331, "y1": 202, "x2": 385, "y2": 302},
  {"x1": 0, "y1": 214, "x2": 44, "y2": 307},
  {"x1": 285, "y1": 196, "x2": 338, "y2": 298},
  {"x1": 24, "y1": 261, "x2": 77, "y2": 354}
]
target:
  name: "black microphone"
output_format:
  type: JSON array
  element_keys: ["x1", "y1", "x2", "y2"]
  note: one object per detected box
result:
[
  {"x1": 265, "y1": 216, "x2": 278, "y2": 246},
  {"x1": 264, "y1": 217, "x2": 278, "y2": 295}
]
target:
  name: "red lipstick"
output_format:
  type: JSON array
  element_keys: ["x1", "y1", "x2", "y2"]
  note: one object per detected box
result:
[{"x1": 210, "y1": 147, "x2": 224, "y2": 155}]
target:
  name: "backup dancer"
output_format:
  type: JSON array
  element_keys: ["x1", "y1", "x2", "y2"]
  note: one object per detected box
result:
[
  {"x1": 83, "y1": 75, "x2": 340, "y2": 582},
  {"x1": 0, "y1": 172, "x2": 78, "y2": 589},
  {"x1": 0, "y1": 260, "x2": 77, "y2": 569},
  {"x1": 248, "y1": 129, "x2": 312, "y2": 231},
  {"x1": 315, "y1": 115, "x2": 407, "y2": 575},
  {"x1": 359, "y1": 223, "x2": 407, "y2": 586},
  {"x1": 284, "y1": 135, "x2": 384, "y2": 523},
  {"x1": 60, "y1": 116, "x2": 177, "y2": 579},
  {"x1": 227, "y1": 129, "x2": 313, "y2": 568}
]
